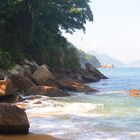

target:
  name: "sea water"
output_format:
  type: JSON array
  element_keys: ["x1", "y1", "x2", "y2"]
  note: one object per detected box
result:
[{"x1": 25, "y1": 67, "x2": 140, "y2": 140}]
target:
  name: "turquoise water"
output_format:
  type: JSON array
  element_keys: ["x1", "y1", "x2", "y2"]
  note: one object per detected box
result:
[
  {"x1": 26, "y1": 67, "x2": 140, "y2": 140},
  {"x1": 92, "y1": 67, "x2": 140, "y2": 91}
]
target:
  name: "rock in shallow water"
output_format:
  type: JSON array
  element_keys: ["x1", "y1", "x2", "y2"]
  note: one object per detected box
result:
[
  {"x1": 0, "y1": 103, "x2": 29, "y2": 134},
  {"x1": 129, "y1": 90, "x2": 140, "y2": 97}
]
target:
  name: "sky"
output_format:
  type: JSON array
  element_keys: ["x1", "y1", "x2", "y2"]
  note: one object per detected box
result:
[{"x1": 64, "y1": 0, "x2": 140, "y2": 64}]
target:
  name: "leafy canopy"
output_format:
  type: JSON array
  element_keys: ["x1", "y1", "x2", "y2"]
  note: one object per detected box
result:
[{"x1": 0, "y1": 0, "x2": 93, "y2": 69}]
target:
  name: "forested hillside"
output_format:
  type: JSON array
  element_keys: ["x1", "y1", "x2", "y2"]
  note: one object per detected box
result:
[
  {"x1": 65, "y1": 43, "x2": 101, "y2": 68},
  {"x1": 0, "y1": 0, "x2": 93, "y2": 69},
  {"x1": 79, "y1": 50, "x2": 100, "y2": 67}
]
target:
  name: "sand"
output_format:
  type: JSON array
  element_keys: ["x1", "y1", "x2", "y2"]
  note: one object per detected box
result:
[{"x1": 0, "y1": 134, "x2": 61, "y2": 140}]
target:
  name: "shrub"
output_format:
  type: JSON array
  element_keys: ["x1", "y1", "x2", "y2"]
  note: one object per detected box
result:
[{"x1": 0, "y1": 48, "x2": 14, "y2": 69}]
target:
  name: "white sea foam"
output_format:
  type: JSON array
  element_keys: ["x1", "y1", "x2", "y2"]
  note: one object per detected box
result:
[
  {"x1": 26, "y1": 99, "x2": 104, "y2": 117},
  {"x1": 26, "y1": 67, "x2": 140, "y2": 140}
]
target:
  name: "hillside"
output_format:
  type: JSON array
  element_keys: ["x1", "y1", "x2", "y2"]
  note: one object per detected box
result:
[
  {"x1": 79, "y1": 50, "x2": 101, "y2": 67},
  {"x1": 87, "y1": 50, "x2": 125, "y2": 67},
  {"x1": 67, "y1": 43, "x2": 101, "y2": 67}
]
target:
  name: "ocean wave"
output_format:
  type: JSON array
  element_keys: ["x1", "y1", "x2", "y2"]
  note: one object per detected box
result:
[{"x1": 26, "y1": 99, "x2": 104, "y2": 117}]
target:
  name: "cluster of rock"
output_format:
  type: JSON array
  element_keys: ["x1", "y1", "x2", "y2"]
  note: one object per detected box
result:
[
  {"x1": 0, "y1": 60, "x2": 107, "y2": 102},
  {"x1": 0, "y1": 60, "x2": 107, "y2": 134}
]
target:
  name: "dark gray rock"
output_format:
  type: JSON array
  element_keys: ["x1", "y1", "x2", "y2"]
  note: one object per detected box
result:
[{"x1": 85, "y1": 63, "x2": 108, "y2": 79}]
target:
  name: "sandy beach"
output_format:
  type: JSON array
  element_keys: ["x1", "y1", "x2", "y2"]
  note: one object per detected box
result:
[{"x1": 0, "y1": 134, "x2": 61, "y2": 140}]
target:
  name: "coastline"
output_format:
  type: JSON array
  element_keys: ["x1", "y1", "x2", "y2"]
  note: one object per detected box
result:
[
  {"x1": 0, "y1": 62, "x2": 107, "y2": 138},
  {"x1": 0, "y1": 134, "x2": 61, "y2": 140}
]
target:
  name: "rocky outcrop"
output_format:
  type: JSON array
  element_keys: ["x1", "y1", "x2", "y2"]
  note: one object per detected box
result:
[
  {"x1": 0, "y1": 103, "x2": 29, "y2": 134},
  {"x1": 0, "y1": 60, "x2": 108, "y2": 98},
  {"x1": 53, "y1": 65, "x2": 107, "y2": 84},
  {"x1": 85, "y1": 63, "x2": 108, "y2": 79},
  {"x1": 57, "y1": 79, "x2": 98, "y2": 93},
  {"x1": 10, "y1": 74, "x2": 35, "y2": 92},
  {"x1": 25, "y1": 86, "x2": 70, "y2": 97},
  {"x1": 129, "y1": 90, "x2": 140, "y2": 97},
  {"x1": 32, "y1": 65, "x2": 55, "y2": 85},
  {"x1": 8, "y1": 59, "x2": 40, "y2": 77}
]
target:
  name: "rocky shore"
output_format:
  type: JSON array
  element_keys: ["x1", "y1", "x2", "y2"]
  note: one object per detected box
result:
[
  {"x1": 0, "y1": 59, "x2": 107, "y2": 134},
  {"x1": 0, "y1": 60, "x2": 107, "y2": 102}
]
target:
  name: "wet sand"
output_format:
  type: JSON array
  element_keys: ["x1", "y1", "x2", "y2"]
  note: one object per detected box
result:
[{"x1": 0, "y1": 134, "x2": 61, "y2": 140}]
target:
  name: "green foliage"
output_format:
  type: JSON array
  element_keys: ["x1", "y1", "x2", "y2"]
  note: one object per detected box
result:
[
  {"x1": 11, "y1": 50, "x2": 25, "y2": 64},
  {"x1": 63, "y1": 44, "x2": 80, "y2": 69},
  {"x1": 0, "y1": 49, "x2": 14, "y2": 69},
  {"x1": 79, "y1": 49, "x2": 101, "y2": 67},
  {"x1": 0, "y1": 0, "x2": 93, "y2": 69}
]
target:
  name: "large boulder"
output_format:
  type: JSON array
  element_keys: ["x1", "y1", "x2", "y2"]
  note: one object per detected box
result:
[
  {"x1": 10, "y1": 74, "x2": 35, "y2": 92},
  {"x1": 25, "y1": 86, "x2": 70, "y2": 97},
  {"x1": 85, "y1": 63, "x2": 107, "y2": 79},
  {"x1": 57, "y1": 79, "x2": 98, "y2": 93},
  {"x1": 32, "y1": 65, "x2": 55, "y2": 85},
  {"x1": 0, "y1": 103, "x2": 29, "y2": 134}
]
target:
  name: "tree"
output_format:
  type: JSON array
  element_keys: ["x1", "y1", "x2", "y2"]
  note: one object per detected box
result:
[{"x1": 0, "y1": 0, "x2": 93, "y2": 69}]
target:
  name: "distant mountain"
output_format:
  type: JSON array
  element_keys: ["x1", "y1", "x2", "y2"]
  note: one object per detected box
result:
[
  {"x1": 67, "y1": 43, "x2": 101, "y2": 67},
  {"x1": 87, "y1": 50, "x2": 125, "y2": 66},
  {"x1": 130, "y1": 59, "x2": 140, "y2": 66}
]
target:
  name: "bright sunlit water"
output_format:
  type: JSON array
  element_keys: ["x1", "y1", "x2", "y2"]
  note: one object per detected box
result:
[{"x1": 25, "y1": 67, "x2": 140, "y2": 140}]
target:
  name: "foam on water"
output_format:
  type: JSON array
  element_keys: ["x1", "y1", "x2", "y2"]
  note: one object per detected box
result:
[
  {"x1": 24, "y1": 67, "x2": 140, "y2": 140},
  {"x1": 25, "y1": 92, "x2": 140, "y2": 140},
  {"x1": 26, "y1": 98, "x2": 105, "y2": 117}
]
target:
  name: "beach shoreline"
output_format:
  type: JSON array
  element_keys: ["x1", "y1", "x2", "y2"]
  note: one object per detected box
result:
[{"x1": 0, "y1": 134, "x2": 61, "y2": 140}]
